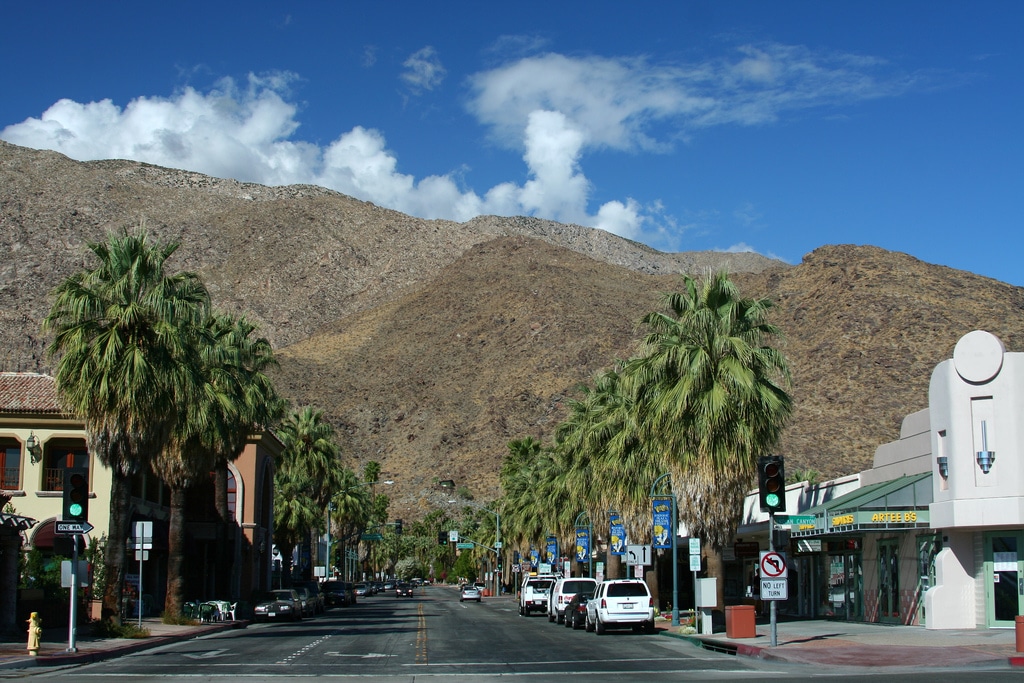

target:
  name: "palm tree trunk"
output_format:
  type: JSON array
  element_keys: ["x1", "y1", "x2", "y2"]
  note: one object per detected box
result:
[
  {"x1": 706, "y1": 547, "x2": 725, "y2": 617},
  {"x1": 102, "y1": 472, "x2": 132, "y2": 624},
  {"x1": 607, "y1": 552, "x2": 622, "y2": 579},
  {"x1": 164, "y1": 486, "x2": 187, "y2": 618}
]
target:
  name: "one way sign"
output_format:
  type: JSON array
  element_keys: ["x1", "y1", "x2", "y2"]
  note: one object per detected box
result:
[{"x1": 55, "y1": 521, "x2": 94, "y2": 535}]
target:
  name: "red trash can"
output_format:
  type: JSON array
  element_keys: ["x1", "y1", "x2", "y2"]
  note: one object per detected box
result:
[
  {"x1": 1015, "y1": 615, "x2": 1024, "y2": 653},
  {"x1": 725, "y1": 605, "x2": 757, "y2": 638}
]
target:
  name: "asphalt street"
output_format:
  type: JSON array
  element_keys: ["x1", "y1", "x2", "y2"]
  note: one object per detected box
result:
[{"x1": 8, "y1": 586, "x2": 1023, "y2": 682}]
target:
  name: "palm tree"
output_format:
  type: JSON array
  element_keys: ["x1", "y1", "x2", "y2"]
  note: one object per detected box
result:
[
  {"x1": 330, "y1": 468, "x2": 373, "y2": 577},
  {"x1": 276, "y1": 407, "x2": 344, "y2": 582},
  {"x1": 44, "y1": 228, "x2": 210, "y2": 623},
  {"x1": 273, "y1": 466, "x2": 320, "y2": 586},
  {"x1": 152, "y1": 312, "x2": 282, "y2": 616},
  {"x1": 630, "y1": 270, "x2": 792, "y2": 601}
]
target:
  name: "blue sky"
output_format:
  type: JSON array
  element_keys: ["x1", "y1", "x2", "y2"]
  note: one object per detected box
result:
[{"x1": 3, "y1": 2, "x2": 1022, "y2": 285}]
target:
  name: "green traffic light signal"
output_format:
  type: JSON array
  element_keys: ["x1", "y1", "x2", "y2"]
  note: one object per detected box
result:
[{"x1": 63, "y1": 468, "x2": 90, "y2": 521}]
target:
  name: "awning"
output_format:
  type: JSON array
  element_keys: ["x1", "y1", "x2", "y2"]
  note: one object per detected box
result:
[
  {"x1": 0, "y1": 513, "x2": 37, "y2": 531},
  {"x1": 790, "y1": 473, "x2": 932, "y2": 538}
]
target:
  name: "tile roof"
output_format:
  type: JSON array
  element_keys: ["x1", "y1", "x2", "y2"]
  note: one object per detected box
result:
[{"x1": 0, "y1": 373, "x2": 62, "y2": 414}]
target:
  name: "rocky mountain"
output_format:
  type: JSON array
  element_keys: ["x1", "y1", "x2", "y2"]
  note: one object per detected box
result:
[{"x1": 3, "y1": 140, "x2": 1023, "y2": 517}]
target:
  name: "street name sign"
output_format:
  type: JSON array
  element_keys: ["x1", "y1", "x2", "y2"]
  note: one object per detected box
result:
[
  {"x1": 55, "y1": 521, "x2": 94, "y2": 535},
  {"x1": 361, "y1": 532, "x2": 383, "y2": 541},
  {"x1": 456, "y1": 542, "x2": 474, "y2": 549}
]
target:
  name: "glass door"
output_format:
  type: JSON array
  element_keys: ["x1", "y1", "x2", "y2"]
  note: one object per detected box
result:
[
  {"x1": 916, "y1": 534, "x2": 940, "y2": 626},
  {"x1": 877, "y1": 538, "x2": 900, "y2": 624},
  {"x1": 985, "y1": 532, "x2": 1024, "y2": 627}
]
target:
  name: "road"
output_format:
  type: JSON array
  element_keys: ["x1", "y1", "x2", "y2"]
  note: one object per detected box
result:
[{"x1": 11, "y1": 585, "x2": 1024, "y2": 682}]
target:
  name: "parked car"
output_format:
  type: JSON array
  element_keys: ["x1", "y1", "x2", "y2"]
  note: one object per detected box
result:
[
  {"x1": 585, "y1": 579, "x2": 655, "y2": 634},
  {"x1": 519, "y1": 575, "x2": 555, "y2": 616},
  {"x1": 322, "y1": 580, "x2": 357, "y2": 607},
  {"x1": 396, "y1": 582, "x2": 415, "y2": 597},
  {"x1": 564, "y1": 587, "x2": 597, "y2": 630},
  {"x1": 293, "y1": 585, "x2": 317, "y2": 618},
  {"x1": 295, "y1": 580, "x2": 326, "y2": 614},
  {"x1": 547, "y1": 577, "x2": 598, "y2": 624},
  {"x1": 252, "y1": 589, "x2": 303, "y2": 622},
  {"x1": 460, "y1": 583, "x2": 482, "y2": 602}
]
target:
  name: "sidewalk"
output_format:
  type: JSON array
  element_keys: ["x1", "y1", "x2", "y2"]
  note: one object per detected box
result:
[
  {"x1": 0, "y1": 617, "x2": 245, "y2": 670},
  {"x1": 662, "y1": 617, "x2": 1023, "y2": 669}
]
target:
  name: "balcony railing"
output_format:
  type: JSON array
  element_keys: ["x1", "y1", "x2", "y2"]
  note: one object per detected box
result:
[
  {"x1": 0, "y1": 467, "x2": 19, "y2": 490},
  {"x1": 44, "y1": 468, "x2": 64, "y2": 492}
]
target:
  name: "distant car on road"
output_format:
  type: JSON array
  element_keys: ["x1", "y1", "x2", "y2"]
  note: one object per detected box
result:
[
  {"x1": 322, "y1": 580, "x2": 356, "y2": 607},
  {"x1": 252, "y1": 589, "x2": 303, "y2": 622},
  {"x1": 396, "y1": 582, "x2": 415, "y2": 597},
  {"x1": 548, "y1": 577, "x2": 598, "y2": 624},
  {"x1": 294, "y1": 580, "x2": 325, "y2": 614},
  {"x1": 460, "y1": 584, "x2": 482, "y2": 602},
  {"x1": 519, "y1": 575, "x2": 555, "y2": 616},
  {"x1": 563, "y1": 587, "x2": 597, "y2": 630}
]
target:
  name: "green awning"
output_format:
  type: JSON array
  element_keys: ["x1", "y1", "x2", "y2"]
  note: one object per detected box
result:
[{"x1": 790, "y1": 473, "x2": 932, "y2": 538}]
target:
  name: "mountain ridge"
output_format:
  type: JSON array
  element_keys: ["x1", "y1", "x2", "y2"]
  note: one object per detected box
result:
[{"x1": 3, "y1": 140, "x2": 1022, "y2": 517}]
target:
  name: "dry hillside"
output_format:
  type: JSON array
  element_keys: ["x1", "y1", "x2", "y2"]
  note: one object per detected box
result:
[{"x1": 3, "y1": 140, "x2": 1023, "y2": 518}]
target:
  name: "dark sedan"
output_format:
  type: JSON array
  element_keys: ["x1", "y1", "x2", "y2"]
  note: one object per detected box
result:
[
  {"x1": 563, "y1": 589, "x2": 596, "y2": 630},
  {"x1": 252, "y1": 589, "x2": 303, "y2": 622},
  {"x1": 396, "y1": 582, "x2": 414, "y2": 597},
  {"x1": 322, "y1": 580, "x2": 357, "y2": 607}
]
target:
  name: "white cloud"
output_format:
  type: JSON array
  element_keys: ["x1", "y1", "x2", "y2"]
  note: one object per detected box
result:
[
  {"x1": 1, "y1": 43, "x2": 914, "y2": 251},
  {"x1": 401, "y1": 46, "x2": 446, "y2": 93}
]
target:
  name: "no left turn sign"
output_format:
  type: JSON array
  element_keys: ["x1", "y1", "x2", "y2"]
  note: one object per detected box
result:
[{"x1": 759, "y1": 551, "x2": 788, "y2": 578}]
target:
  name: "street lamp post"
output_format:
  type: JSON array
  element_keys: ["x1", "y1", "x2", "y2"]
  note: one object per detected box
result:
[{"x1": 650, "y1": 473, "x2": 680, "y2": 627}]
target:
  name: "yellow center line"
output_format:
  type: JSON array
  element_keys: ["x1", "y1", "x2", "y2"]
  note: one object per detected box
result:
[{"x1": 415, "y1": 602, "x2": 428, "y2": 664}]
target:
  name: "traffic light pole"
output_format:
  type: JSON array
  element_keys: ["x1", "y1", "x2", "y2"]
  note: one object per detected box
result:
[
  {"x1": 67, "y1": 536, "x2": 79, "y2": 652},
  {"x1": 769, "y1": 510, "x2": 777, "y2": 647}
]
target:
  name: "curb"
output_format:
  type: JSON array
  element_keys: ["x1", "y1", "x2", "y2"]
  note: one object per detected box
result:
[{"x1": 0, "y1": 620, "x2": 245, "y2": 670}]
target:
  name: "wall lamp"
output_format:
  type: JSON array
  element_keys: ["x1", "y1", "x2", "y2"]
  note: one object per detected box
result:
[
  {"x1": 25, "y1": 432, "x2": 42, "y2": 464},
  {"x1": 936, "y1": 456, "x2": 949, "y2": 479}
]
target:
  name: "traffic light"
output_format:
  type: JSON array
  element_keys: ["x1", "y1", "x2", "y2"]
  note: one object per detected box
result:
[
  {"x1": 395, "y1": 519, "x2": 403, "y2": 535},
  {"x1": 438, "y1": 530, "x2": 448, "y2": 545},
  {"x1": 63, "y1": 467, "x2": 90, "y2": 521},
  {"x1": 758, "y1": 455, "x2": 786, "y2": 513}
]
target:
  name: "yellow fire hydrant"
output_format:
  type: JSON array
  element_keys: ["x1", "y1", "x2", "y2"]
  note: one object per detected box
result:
[{"x1": 27, "y1": 612, "x2": 42, "y2": 656}]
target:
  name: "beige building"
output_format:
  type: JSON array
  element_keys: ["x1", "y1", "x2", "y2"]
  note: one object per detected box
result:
[{"x1": 0, "y1": 372, "x2": 279, "y2": 626}]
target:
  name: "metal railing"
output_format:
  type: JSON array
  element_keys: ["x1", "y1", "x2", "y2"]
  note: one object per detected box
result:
[{"x1": 0, "y1": 467, "x2": 19, "y2": 490}]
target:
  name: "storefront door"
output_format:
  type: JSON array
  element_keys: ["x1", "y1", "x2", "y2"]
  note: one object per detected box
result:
[
  {"x1": 877, "y1": 538, "x2": 901, "y2": 624},
  {"x1": 916, "y1": 534, "x2": 940, "y2": 626},
  {"x1": 825, "y1": 541, "x2": 863, "y2": 620},
  {"x1": 985, "y1": 531, "x2": 1024, "y2": 627}
]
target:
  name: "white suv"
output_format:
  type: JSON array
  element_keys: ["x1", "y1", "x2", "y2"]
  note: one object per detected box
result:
[
  {"x1": 585, "y1": 579, "x2": 655, "y2": 634},
  {"x1": 519, "y1": 575, "x2": 555, "y2": 616},
  {"x1": 547, "y1": 577, "x2": 598, "y2": 624}
]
